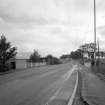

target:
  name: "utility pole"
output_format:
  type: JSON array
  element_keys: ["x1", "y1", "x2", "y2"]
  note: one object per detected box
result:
[
  {"x1": 94, "y1": 0, "x2": 97, "y2": 66},
  {"x1": 98, "y1": 39, "x2": 99, "y2": 59},
  {"x1": 96, "y1": 39, "x2": 99, "y2": 66}
]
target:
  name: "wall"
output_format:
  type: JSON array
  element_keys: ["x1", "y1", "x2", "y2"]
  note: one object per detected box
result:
[{"x1": 16, "y1": 59, "x2": 27, "y2": 69}]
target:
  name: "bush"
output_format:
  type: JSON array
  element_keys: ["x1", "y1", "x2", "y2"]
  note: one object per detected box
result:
[{"x1": 0, "y1": 63, "x2": 11, "y2": 72}]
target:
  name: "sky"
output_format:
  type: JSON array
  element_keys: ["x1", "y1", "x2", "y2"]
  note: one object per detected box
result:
[{"x1": 0, "y1": 0, "x2": 105, "y2": 58}]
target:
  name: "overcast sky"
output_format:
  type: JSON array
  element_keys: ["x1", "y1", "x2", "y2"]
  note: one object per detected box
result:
[{"x1": 0, "y1": 0, "x2": 105, "y2": 58}]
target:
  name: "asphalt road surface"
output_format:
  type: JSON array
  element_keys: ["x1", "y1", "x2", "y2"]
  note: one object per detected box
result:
[{"x1": 0, "y1": 61, "x2": 77, "y2": 105}]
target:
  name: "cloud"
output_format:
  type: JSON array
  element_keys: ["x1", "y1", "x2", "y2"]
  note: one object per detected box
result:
[
  {"x1": 0, "y1": 0, "x2": 105, "y2": 57},
  {"x1": 0, "y1": 0, "x2": 67, "y2": 25}
]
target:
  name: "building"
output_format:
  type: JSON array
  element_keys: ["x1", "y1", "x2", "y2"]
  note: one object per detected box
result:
[
  {"x1": 9, "y1": 57, "x2": 47, "y2": 70},
  {"x1": 15, "y1": 59, "x2": 27, "y2": 69},
  {"x1": 8, "y1": 58, "x2": 28, "y2": 70}
]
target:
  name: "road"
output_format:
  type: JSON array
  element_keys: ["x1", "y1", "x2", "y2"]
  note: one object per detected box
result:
[{"x1": 0, "y1": 61, "x2": 78, "y2": 105}]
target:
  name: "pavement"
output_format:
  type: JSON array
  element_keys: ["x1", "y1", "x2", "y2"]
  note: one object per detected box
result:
[
  {"x1": 0, "y1": 61, "x2": 78, "y2": 105},
  {"x1": 79, "y1": 64, "x2": 105, "y2": 105}
]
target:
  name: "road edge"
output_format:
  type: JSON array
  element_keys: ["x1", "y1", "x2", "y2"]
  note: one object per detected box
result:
[{"x1": 68, "y1": 70, "x2": 79, "y2": 105}]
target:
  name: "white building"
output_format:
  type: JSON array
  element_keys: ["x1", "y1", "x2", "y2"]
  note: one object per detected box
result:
[
  {"x1": 15, "y1": 59, "x2": 27, "y2": 69},
  {"x1": 9, "y1": 58, "x2": 27, "y2": 70}
]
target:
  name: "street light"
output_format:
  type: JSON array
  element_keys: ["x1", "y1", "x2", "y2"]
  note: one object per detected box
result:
[{"x1": 93, "y1": 0, "x2": 97, "y2": 66}]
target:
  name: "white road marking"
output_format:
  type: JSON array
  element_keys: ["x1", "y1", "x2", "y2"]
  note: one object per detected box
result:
[
  {"x1": 68, "y1": 70, "x2": 79, "y2": 105},
  {"x1": 44, "y1": 65, "x2": 78, "y2": 105},
  {"x1": 48, "y1": 87, "x2": 62, "y2": 101},
  {"x1": 62, "y1": 65, "x2": 77, "y2": 81}
]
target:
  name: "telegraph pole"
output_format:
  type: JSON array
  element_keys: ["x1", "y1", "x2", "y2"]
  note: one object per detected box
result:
[
  {"x1": 94, "y1": 0, "x2": 97, "y2": 66},
  {"x1": 97, "y1": 39, "x2": 100, "y2": 65}
]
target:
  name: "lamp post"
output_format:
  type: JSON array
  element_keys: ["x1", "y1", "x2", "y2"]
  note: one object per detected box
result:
[{"x1": 93, "y1": 0, "x2": 97, "y2": 66}]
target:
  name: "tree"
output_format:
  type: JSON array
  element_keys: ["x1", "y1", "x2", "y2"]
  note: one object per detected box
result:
[
  {"x1": 79, "y1": 43, "x2": 96, "y2": 59},
  {"x1": 53, "y1": 57, "x2": 61, "y2": 64},
  {"x1": 29, "y1": 50, "x2": 41, "y2": 62},
  {"x1": 46, "y1": 54, "x2": 61, "y2": 65},
  {"x1": 45, "y1": 54, "x2": 53, "y2": 65},
  {"x1": 70, "y1": 50, "x2": 83, "y2": 59},
  {"x1": 60, "y1": 54, "x2": 70, "y2": 59},
  {"x1": 0, "y1": 35, "x2": 17, "y2": 72},
  {"x1": 80, "y1": 43, "x2": 95, "y2": 52}
]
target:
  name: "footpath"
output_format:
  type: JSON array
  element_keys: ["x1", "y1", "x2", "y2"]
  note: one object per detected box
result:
[{"x1": 80, "y1": 64, "x2": 105, "y2": 105}]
